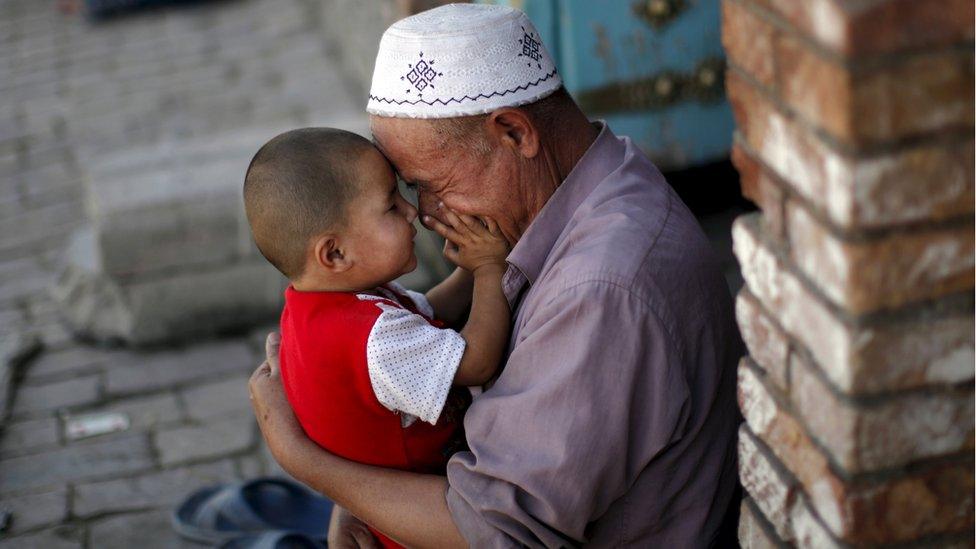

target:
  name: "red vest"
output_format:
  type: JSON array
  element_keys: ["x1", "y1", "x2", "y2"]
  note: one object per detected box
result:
[{"x1": 279, "y1": 286, "x2": 468, "y2": 547}]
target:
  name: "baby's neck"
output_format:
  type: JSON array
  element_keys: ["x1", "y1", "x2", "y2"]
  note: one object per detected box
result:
[{"x1": 290, "y1": 278, "x2": 385, "y2": 294}]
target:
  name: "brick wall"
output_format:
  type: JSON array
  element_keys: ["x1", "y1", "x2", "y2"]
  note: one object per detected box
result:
[{"x1": 721, "y1": 0, "x2": 975, "y2": 546}]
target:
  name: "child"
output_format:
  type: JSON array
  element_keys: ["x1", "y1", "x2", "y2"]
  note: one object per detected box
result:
[{"x1": 242, "y1": 127, "x2": 510, "y2": 547}]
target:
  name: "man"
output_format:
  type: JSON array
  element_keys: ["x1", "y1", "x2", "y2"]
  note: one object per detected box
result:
[{"x1": 249, "y1": 4, "x2": 742, "y2": 547}]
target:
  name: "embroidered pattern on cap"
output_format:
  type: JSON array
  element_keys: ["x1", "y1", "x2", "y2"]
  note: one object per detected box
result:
[
  {"x1": 400, "y1": 52, "x2": 443, "y2": 99},
  {"x1": 517, "y1": 26, "x2": 543, "y2": 69}
]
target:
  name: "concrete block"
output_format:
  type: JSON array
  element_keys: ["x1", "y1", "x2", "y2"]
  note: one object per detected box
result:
[
  {"x1": 104, "y1": 340, "x2": 254, "y2": 396},
  {"x1": 51, "y1": 131, "x2": 291, "y2": 346},
  {"x1": 0, "y1": 434, "x2": 153, "y2": 493},
  {"x1": 154, "y1": 416, "x2": 254, "y2": 467},
  {"x1": 73, "y1": 460, "x2": 238, "y2": 518},
  {"x1": 181, "y1": 375, "x2": 251, "y2": 421},
  {"x1": 0, "y1": 416, "x2": 59, "y2": 457},
  {"x1": 0, "y1": 487, "x2": 68, "y2": 535}
]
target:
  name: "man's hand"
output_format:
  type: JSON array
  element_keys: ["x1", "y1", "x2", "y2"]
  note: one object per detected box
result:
[
  {"x1": 248, "y1": 332, "x2": 306, "y2": 470},
  {"x1": 425, "y1": 208, "x2": 509, "y2": 273},
  {"x1": 248, "y1": 334, "x2": 465, "y2": 549},
  {"x1": 250, "y1": 335, "x2": 382, "y2": 547}
]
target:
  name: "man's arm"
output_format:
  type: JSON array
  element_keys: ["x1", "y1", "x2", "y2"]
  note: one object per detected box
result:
[{"x1": 250, "y1": 333, "x2": 467, "y2": 549}]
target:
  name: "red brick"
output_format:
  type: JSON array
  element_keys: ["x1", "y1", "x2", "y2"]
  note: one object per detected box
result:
[
  {"x1": 733, "y1": 213, "x2": 975, "y2": 394},
  {"x1": 790, "y1": 351, "x2": 974, "y2": 472},
  {"x1": 731, "y1": 2, "x2": 974, "y2": 146},
  {"x1": 727, "y1": 70, "x2": 975, "y2": 229},
  {"x1": 786, "y1": 200, "x2": 975, "y2": 314},
  {"x1": 850, "y1": 50, "x2": 974, "y2": 145},
  {"x1": 735, "y1": 288, "x2": 789, "y2": 392},
  {"x1": 773, "y1": 32, "x2": 853, "y2": 142},
  {"x1": 739, "y1": 359, "x2": 975, "y2": 543},
  {"x1": 738, "y1": 425, "x2": 798, "y2": 542},
  {"x1": 765, "y1": 0, "x2": 974, "y2": 57},
  {"x1": 738, "y1": 497, "x2": 783, "y2": 549},
  {"x1": 731, "y1": 142, "x2": 786, "y2": 243},
  {"x1": 737, "y1": 423, "x2": 842, "y2": 547},
  {"x1": 722, "y1": 0, "x2": 777, "y2": 89}
]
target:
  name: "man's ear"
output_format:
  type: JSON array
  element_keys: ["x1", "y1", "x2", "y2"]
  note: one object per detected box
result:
[
  {"x1": 486, "y1": 108, "x2": 539, "y2": 159},
  {"x1": 312, "y1": 234, "x2": 352, "y2": 273}
]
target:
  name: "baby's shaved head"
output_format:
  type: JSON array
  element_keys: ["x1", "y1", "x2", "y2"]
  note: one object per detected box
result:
[{"x1": 243, "y1": 127, "x2": 375, "y2": 279}]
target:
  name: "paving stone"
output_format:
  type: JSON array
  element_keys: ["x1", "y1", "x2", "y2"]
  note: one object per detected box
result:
[
  {"x1": 0, "y1": 308, "x2": 25, "y2": 336},
  {"x1": 11, "y1": 374, "x2": 100, "y2": 415},
  {"x1": 0, "y1": 266, "x2": 57, "y2": 306},
  {"x1": 0, "y1": 416, "x2": 59, "y2": 456},
  {"x1": 181, "y1": 375, "x2": 251, "y2": 421},
  {"x1": 0, "y1": 486, "x2": 68, "y2": 535},
  {"x1": 237, "y1": 454, "x2": 265, "y2": 478},
  {"x1": 0, "y1": 525, "x2": 84, "y2": 549},
  {"x1": 93, "y1": 392, "x2": 183, "y2": 432},
  {"x1": 0, "y1": 433, "x2": 153, "y2": 493},
  {"x1": 155, "y1": 415, "x2": 254, "y2": 467},
  {"x1": 104, "y1": 340, "x2": 255, "y2": 396},
  {"x1": 87, "y1": 509, "x2": 194, "y2": 549},
  {"x1": 22, "y1": 346, "x2": 112, "y2": 382},
  {"x1": 73, "y1": 460, "x2": 238, "y2": 518},
  {"x1": 0, "y1": 330, "x2": 41, "y2": 423},
  {"x1": 34, "y1": 320, "x2": 75, "y2": 352}
]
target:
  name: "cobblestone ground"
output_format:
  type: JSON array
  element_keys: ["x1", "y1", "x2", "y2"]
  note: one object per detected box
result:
[{"x1": 0, "y1": 0, "x2": 365, "y2": 546}]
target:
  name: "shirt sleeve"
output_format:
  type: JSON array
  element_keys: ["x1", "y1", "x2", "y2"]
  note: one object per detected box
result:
[
  {"x1": 445, "y1": 280, "x2": 691, "y2": 547},
  {"x1": 387, "y1": 281, "x2": 436, "y2": 319},
  {"x1": 365, "y1": 301, "x2": 466, "y2": 425}
]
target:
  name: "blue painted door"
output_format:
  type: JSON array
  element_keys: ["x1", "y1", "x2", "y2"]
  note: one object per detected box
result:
[{"x1": 478, "y1": 0, "x2": 733, "y2": 170}]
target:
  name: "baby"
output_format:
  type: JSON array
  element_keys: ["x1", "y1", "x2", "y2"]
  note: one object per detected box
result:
[{"x1": 242, "y1": 127, "x2": 510, "y2": 547}]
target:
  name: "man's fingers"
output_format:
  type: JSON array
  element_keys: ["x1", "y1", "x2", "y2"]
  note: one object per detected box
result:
[
  {"x1": 424, "y1": 215, "x2": 463, "y2": 243},
  {"x1": 248, "y1": 360, "x2": 272, "y2": 399},
  {"x1": 265, "y1": 331, "x2": 281, "y2": 372}
]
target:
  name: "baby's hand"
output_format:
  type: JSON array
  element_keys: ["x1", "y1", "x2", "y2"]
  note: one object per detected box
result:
[{"x1": 425, "y1": 209, "x2": 509, "y2": 273}]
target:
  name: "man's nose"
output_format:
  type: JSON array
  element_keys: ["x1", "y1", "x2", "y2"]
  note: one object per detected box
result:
[{"x1": 417, "y1": 192, "x2": 442, "y2": 228}]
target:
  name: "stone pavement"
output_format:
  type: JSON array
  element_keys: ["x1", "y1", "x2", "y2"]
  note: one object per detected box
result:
[{"x1": 0, "y1": 0, "x2": 378, "y2": 546}]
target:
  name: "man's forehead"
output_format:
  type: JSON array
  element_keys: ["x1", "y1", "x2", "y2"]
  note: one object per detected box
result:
[{"x1": 368, "y1": 118, "x2": 438, "y2": 173}]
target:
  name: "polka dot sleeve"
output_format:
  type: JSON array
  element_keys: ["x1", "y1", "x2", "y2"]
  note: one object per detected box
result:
[
  {"x1": 387, "y1": 281, "x2": 436, "y2": 319},
  {"x1": 365, "y1": 302, "x2": 466, "y2": 425}
]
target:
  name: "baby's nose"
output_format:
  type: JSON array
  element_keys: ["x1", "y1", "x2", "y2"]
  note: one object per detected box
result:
[{"x1": 404, "y1": 201, "x2": 418, "y2": 224}]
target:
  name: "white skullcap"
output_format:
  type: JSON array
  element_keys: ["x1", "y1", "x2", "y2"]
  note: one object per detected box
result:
[{"x1": 367, "y1": 3, "x2": 562, "y2": 119}]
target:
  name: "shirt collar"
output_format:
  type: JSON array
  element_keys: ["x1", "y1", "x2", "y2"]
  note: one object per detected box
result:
[{"x1": 505, "y1": 121, "x2": 625, "y2": 288}]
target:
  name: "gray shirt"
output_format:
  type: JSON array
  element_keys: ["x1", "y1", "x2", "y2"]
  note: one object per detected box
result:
[{"x1": 445, "y1": 123, "x2": 742, "y2": 547}]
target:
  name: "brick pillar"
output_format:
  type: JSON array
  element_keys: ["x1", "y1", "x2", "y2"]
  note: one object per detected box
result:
[{"x1": 721, "y1": 0, "x2": 975, "y2": 546}]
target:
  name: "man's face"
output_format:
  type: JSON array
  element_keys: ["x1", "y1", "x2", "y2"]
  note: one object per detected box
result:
[{"x1": 369, "y1": 115, "x2": 524, "y2": 244}]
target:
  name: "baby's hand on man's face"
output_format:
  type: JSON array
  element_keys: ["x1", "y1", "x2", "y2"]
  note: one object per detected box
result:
[{"x1": 425, "y1": 208, "x2": 509, "y2": 273}]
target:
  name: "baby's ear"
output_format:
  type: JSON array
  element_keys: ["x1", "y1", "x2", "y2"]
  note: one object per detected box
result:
[{"x1": 313, "y1": 234, "x2": 352, "y2": 273}]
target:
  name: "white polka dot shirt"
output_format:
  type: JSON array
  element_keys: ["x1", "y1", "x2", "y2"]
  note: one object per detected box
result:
[{"x1": 358, "y1": 283, "x2": 465, "y2": 427}]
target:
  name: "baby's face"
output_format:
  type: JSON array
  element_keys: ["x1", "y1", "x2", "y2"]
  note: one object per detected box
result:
[{"x1": 341, "y1": 147, "x2": 420, "y2": 287}]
